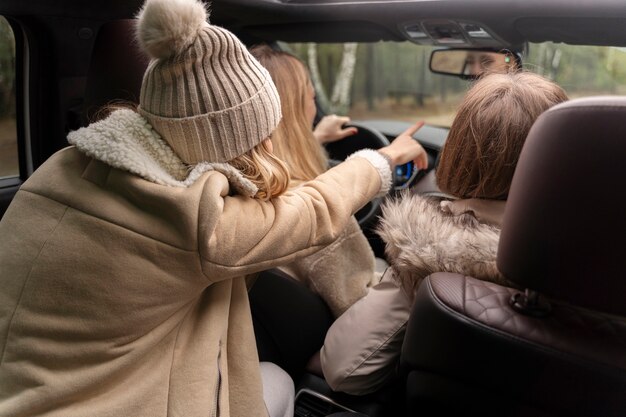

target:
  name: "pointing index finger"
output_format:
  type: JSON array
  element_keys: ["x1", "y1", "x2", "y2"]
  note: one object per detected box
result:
[{"x1": 401, "y1": 121, "x2": 425, "y2": 138}]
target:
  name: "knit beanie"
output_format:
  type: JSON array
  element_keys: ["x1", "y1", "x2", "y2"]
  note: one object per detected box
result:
[{"x1": 135, "y1": 0, "x2": 282, "y2": 164}]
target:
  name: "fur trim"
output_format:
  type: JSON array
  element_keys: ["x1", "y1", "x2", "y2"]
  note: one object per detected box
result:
[
  {"x1": 377, "y1": 192, "x2": 510, "y2": 295},
  {"x1": 136, "y1": 0, "x2": 209, "y2": 60},
  {"x1": 347, "y1": 149, "x2": 392, "y2": 197},
  {"x1": 67, "y1": 109, "x2": 258, "y2": 196}
]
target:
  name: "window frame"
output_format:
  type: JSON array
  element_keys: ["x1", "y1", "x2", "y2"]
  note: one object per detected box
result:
[{"x1": 0, "y1": 15, "x2": 27, "y2": 189}]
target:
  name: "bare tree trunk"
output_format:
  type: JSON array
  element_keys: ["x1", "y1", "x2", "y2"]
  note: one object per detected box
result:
[
  {"x1": 330, "y1": 43, "x2": 358, "y2": 114},
  {"x1": 308, "y1": 43, "x2": 359, "y2": 114},
  {"x1": 416, "y1": 49, "x2": 426, "y2": 107},
  {"x1": 307, "y1": 44, "x2": 330, "y2": 110},
  {"x1": 535, "y1": 42, "x2": 547, "y2": 76},
  {"x1": 365, "y1": 43, "x2": 374, "y2": 111},
  {"x1": 548, "y1": 48, "x2": 562, "y2": 80}
]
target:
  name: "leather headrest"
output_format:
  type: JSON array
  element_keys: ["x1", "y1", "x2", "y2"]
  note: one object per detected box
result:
[
  {"x1": 498, "y1": 97, "x2": 626, "y2": 316},
  {"x1": 83, "y1": 20, "x2": 149, "y2": 122}
]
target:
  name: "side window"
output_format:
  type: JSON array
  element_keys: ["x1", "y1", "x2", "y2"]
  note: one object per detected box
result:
[{"x1": 0, "y1": 16, "x2": 17, "y2": 179}]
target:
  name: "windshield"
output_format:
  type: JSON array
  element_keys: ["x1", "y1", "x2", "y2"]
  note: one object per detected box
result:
[{"x1": 280, "y1": 41, "x2": 626, "y2": 128}]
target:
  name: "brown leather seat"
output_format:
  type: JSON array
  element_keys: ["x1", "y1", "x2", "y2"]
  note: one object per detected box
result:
[{"x1": 400, "y1": 97, "x2": 626, "y2": 417}]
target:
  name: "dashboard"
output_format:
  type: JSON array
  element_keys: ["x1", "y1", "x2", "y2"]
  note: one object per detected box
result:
[
  {"x1": 323, "y1": 119, "x2": 447, "y2": 194},
  {"x1": 355, "y1": 120, "x2": 448, "y2": 190}
]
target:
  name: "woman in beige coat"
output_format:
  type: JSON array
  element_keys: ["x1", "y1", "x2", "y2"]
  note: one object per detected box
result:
[
  {"x1": 0, "y1": 1, "x2": 427, "y2": 417},
  {"x1": 250, "y1": 45, "x2": 428, "y2": 317},
  {"x1": 321, "y1": 71, "x2": 569, "y2": 395},
  {"x1": 247, "y1": 45, "x2": 429, "y2": 383}
]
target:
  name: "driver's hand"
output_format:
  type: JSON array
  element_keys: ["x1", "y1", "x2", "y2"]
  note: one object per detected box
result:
[
  {"x1": 313, "y1": 115, "x2": 358, "y2": 144},
  {"x1": 378, "y1": 121, "x2": 428, "y2": 169}
]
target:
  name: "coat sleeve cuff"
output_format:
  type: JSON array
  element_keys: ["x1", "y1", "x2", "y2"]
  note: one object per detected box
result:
[{"x1": 346, "y1": 149, "x2": 393, "y2": 198}]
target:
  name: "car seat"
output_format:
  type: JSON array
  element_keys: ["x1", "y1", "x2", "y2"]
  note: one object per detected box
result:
[
  {"x1": 249, "y1": 268, "x2": 334, "y2": 381},
  {"x1": 400, "y1": 97, "x2": 626, "y2": 417}
]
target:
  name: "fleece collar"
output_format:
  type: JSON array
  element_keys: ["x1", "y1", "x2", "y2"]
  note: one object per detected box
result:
[{"x1": 67, "y1": 109, "x2": 258, "y2": 197}]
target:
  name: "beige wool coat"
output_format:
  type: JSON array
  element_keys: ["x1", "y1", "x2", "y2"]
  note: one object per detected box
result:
[
  {"x1": 0, "y1": 109, "x2": 391, "y2": 417},
  {"x1": 281, "y1": 215, "x2": 378, "y2": 317}
]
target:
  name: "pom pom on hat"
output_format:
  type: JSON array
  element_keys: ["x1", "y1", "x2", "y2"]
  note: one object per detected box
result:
[
  {"x1": 136, "y1": 0, "x2": 209, "y2": 60},
  {"x1": 136, "y1": 0, "x2": 282, "y2": 164}
]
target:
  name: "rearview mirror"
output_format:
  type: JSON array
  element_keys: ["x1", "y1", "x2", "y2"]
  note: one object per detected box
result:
[{"x1": 429, "y1": 49, "x2": 518, "y2": 78}]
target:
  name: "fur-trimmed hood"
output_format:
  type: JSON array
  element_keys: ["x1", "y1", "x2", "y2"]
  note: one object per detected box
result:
[
  {"x1": 377, "y1": 192, "x2": 512, "y2": 295},
  {"x1": 67, "y1": 109, "x2": 258, "y2": 197}
]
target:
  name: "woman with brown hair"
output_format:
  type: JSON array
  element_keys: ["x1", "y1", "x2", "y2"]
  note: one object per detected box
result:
[
  {"x1": 250, "y1": 44, "x2": 429, "y2": 317},
  {"x1": 321, "y1": 71, "x2": 569, "y2": 395}
]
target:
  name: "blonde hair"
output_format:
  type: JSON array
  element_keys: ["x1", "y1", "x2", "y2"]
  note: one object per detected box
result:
[
  {"x1": 91, "y1": 101, "x2": 138, "y2": 122},
  {"x1": 437, "y1": 71, "x2": 568, "y2": 200},
  {"x1": 228, "y1": 140, "x2": 291, "y2": 200},
  {"x1": 250, "y1": 44, "x2": 328, "y2": 182}
]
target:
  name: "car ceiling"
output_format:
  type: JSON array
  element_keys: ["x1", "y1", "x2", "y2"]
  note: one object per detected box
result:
[
  {"x1": 3, "y1": 0, "x2": 626, "y2": 49},
  {"x1": 0, "y1": 0, "x2": 626, "y2": 47},
  {"x1": 213, "y1": 0, "x2": 626, "y2": 49}
]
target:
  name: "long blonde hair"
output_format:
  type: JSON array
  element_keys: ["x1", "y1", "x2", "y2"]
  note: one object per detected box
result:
[
  {"x1": 229, "y1": 140, "x2": 291, "y2": 200},
  {"x1": 250, "y1": 45, "x2": 328, "y2": 182}
]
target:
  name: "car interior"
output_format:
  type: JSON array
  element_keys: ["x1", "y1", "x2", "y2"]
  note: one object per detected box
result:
[{"x1": 0, "y1": 0, "x2": 624, "y2": 416}]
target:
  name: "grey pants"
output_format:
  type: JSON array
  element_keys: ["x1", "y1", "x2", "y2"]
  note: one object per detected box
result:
[{"x1": 260, "y1": 362, "x2": 295, "y2": 417}]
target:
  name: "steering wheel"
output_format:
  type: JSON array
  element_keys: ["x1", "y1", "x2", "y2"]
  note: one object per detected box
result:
[{"x1": 325, "y1": 122, "x2": 391, "y2": 228}]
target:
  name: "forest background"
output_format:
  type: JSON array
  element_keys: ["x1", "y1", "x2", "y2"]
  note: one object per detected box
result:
[{"x1": 2, "y1": 16, "x2": 626, "y2": 176}]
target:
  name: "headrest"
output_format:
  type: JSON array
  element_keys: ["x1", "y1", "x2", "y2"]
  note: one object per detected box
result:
[
  {"x1": 498, "y1": 97, "x2": 626, "y2": 316},
  {"x1": 82, "y1": 20, "x2": 149, "y2": 122}
]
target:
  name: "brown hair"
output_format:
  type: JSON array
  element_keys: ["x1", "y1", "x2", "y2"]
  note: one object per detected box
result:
[
  {"x1": 437, "y1": 72, "x2": 568, "y2": 200},
  {"x1": 250, "y1": 44, "x2": 328, "y2": 182}
]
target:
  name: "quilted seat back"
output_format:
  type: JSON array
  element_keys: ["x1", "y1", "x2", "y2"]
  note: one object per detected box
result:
[{"x1": 401, "y1": 97, "x2": 626, "y2": 417}]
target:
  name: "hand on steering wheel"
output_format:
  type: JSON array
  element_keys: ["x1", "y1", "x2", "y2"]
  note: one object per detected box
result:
[
  {"x1": 313, "y1": 114, "x2": 358, "y2": 144},
  {"x1": 324, "y1": 120, "x2": 430, "y2": 227},
  {"x1": 324, "y1": 122, "x2": 391, "y2": 227}
]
